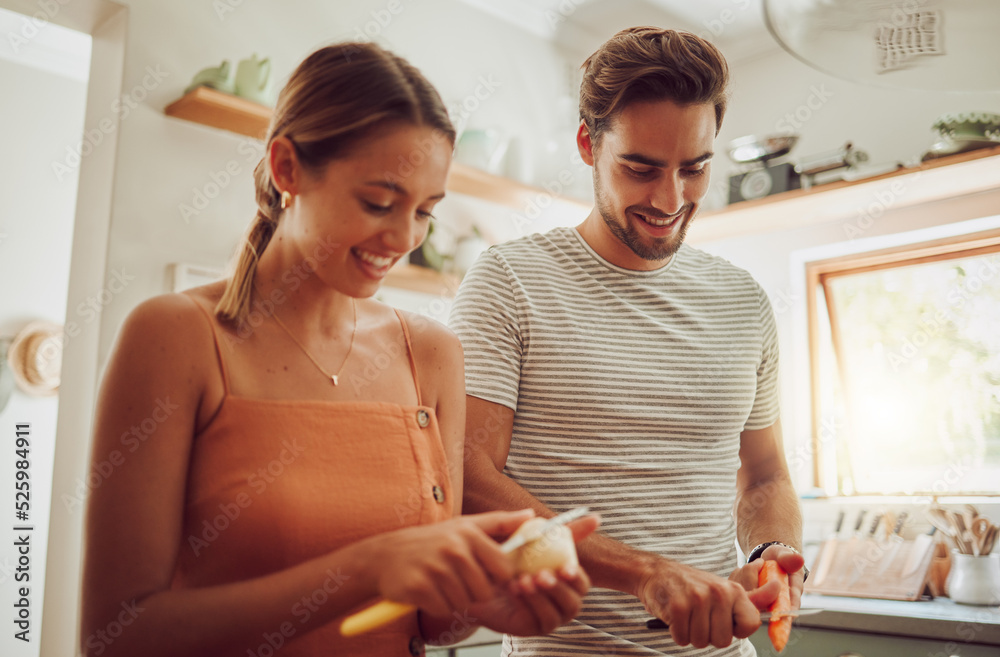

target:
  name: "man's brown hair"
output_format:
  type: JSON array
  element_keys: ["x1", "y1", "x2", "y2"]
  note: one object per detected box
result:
[{"x1": 579, "y1": 26, "x2": 730, "y2": 145}]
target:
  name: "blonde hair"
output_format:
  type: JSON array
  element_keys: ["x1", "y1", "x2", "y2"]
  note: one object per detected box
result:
[
  {"x1": 216, "y1": 42, "x2": 456, "y2": 325},
  {"x1": 579, "y1": 26, "x2": 730, "y2": 145}
]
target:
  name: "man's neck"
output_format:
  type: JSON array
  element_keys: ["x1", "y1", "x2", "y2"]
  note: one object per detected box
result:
[{"x1": 575, "y1": 212, "x2": 675, "y2": 272}]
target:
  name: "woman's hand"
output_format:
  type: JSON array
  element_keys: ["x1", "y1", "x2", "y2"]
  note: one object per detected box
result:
[
  {"x1": 372, "y1": 509, "x2": 535, "y2": 618},
  {"x1": 469, "y1": 563, "x2": 590, "y2": 636},
  {"x1": 406, "y1": 512, "x2": 599, "y2": 642},
  {"x1": 461, "y1": 514, "x2": 598, "y2": 637}
]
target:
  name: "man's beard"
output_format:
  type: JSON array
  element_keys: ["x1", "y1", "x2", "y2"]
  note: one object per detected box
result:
[{"x1": 593, "y1": 168, "x2": 692, "y2": 262}]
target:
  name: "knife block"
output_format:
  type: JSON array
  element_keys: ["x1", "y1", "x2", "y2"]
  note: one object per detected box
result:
[{"x1": 804, "y1": 535, "x2": 936, "y2": 601}]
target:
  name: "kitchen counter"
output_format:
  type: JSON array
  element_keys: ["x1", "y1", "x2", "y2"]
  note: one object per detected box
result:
[
  {"x1": 431, "y1": 594, "x2": 1000, "y2": 655},
  {"x1": 797, "y1": 593, "x2": 1000, "y2": 645}
]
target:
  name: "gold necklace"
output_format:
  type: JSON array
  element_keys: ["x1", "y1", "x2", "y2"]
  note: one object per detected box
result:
[{"x1": 258, "y1": 287, "x2": 358, "y2": 386}]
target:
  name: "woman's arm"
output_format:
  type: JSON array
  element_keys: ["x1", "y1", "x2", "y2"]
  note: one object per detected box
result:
[{"x1": 80, "y1": 297, "x2": 525, "y2": 657}]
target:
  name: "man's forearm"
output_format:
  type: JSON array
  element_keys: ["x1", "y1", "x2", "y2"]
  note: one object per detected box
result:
[
  {"x1": 463, "y1": 448, "x2": 658, "y2": 597},
  {"x1": 734, "y1": 473, "x2": 803, "y2": 555}
]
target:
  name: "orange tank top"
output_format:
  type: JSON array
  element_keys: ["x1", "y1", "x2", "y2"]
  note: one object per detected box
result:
[{"x1": 172, "y1": 300, "x2": 454, "y2": 657}]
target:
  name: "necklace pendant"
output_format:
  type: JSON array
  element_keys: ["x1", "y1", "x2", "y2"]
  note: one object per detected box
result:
[{"x1": 331, "y1": 374, "x2": 339, "y2": 386}]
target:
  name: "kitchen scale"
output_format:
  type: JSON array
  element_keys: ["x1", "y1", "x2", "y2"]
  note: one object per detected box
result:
[{"x1": 727, "y1": 134, "x2": 802, "y2": 204}]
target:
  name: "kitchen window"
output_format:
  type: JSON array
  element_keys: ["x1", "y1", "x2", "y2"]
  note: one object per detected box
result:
[{"x1": 807, "y1": 228, "x2": 1000, "y2": 496}]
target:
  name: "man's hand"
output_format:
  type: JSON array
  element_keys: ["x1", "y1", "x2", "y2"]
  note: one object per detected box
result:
[
  {"x1": 728, "y1": 545, "x2": 806, "y2": 610},
  {"x1": 638, "y1": 558, "x2": 779, "y2": 649}
]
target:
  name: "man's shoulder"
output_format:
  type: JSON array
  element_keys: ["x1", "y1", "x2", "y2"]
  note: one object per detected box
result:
[
  {"x1": 676, "y1": 244, "x2": 760, "y2": 288},
  {"x1": 488, "y1": 226, "x2": 577, "y2": 258},
  {"x1": 482, "y1": 227, "x2": 579, "y2": 274}
]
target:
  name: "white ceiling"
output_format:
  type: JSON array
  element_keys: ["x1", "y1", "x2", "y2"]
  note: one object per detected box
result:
[{"x1": 456, "y1": 0, "x2": 777, "y2": 63}]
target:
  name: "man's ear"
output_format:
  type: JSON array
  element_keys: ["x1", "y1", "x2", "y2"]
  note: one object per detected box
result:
[
  {"x1": 268, "y1": 136, "x2": 300, "y2": 195},
  {"x1": 576, "y1": 120, "x2": 596, "y2": 166}
]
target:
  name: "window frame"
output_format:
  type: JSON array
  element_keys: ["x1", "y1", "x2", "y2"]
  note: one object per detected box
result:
[{"x1": 805, "y1": 227, "x2": 1000, "y2": 494}]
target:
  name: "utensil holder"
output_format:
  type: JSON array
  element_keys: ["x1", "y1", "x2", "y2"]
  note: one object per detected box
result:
[
  {"x1": 928, "y1": 539, "x2": 951, "y2": 597},
  {"x1": 946, "y1": 552, "x2": 1000, "y2": 605}
]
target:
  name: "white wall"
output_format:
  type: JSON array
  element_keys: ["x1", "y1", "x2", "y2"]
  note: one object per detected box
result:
[{"x1": 0, "y1": 53, "x2": 89, "y2": 657}]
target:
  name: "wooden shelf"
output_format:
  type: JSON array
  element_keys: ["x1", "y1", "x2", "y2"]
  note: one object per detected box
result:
[
  {"x1": 163, "y1": 87, "x2": 591, "y2": 213},
  {"x1": 689, "y1": 144, "x2": 1000, "y2": 244},
  {"x1": 165, "y1": 86, "x2": 271, "y2": 140},
  {"x1": 446, "y1": 162, "x2": 590, "y2": 213}
]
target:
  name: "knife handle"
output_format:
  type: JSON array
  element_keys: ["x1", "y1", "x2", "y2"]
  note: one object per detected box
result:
[
  {"x1": 832, "y1": 509, "x2": 846, "y2": 535},
  {"x1": 852, "y1": 509, "x2": 867, "y2": 535},
  {"x1": 340, "y1": 600, "x2": 415, "y2": 637},
  {"x1": 867, "y1": 513, "x2": 884, "y2": 538},
  {"x1": 893, "y1": 511, "x2": 909, "y2": 536}
]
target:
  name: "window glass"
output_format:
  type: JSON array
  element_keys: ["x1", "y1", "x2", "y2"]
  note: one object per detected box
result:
[{"x1": 817, "y1": 250, "x2": 1000, "y2": 495}]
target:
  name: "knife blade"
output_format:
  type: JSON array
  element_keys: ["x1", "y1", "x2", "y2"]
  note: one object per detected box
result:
[
  {"x1": 340, "y1": 506, "x2": 591, "y2": 637},
  {"x1": 875, "y1": 511, "x2": 908, "y2": 575},
  {"x1": 812, "y1": 509, "x2": 846, "y2": 586},
  {"x1": 902, "y1": 526, "x2": 936, "y2": 577},
  {"x1": 843, "y1": 512, "x2": 884, "y2": 589},
  {"x1": 832, "y1": 509, "x2": 868, "y2": 586},
  {"x1": 499, "y1": 506, "x2": 590, "y2": 554},
  {"x1": 645, "y1": 608, "x2": 823, "y2": 629}
]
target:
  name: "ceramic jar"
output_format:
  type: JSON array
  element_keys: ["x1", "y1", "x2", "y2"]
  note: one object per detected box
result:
[{"x1": 947, "y1": 552, "x2": 1000, "y2": 605}]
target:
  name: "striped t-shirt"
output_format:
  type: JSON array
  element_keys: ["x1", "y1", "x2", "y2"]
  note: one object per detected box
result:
[{"x1": 449, "y1": 227, "x2": 779, "y2": 657}]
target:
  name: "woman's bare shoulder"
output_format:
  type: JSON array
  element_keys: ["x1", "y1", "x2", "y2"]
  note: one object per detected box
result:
[
  {"x1": 112, "y1": 284, "x2": 225, "y2": 371},
  {"x1": 392, "y1": 307, "x2": 463, "y2": 363},
  {"x1": 390, "y1": 308, "x2": 464, "y2": 409}
]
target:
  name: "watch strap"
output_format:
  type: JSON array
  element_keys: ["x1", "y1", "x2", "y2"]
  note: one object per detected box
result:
[{"x1": 746, "y1": 541, "x2": 809, "y2": 581}]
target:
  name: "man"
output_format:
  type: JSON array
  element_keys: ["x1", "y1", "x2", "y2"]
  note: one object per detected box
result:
[{"x1": 449, "y1": 26, "x2": 805, "y2": 657}]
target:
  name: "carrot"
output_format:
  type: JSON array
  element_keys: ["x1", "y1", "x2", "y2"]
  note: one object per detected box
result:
[{"x1": 758, "y1": 560, "x2": 791, "y2": 653}]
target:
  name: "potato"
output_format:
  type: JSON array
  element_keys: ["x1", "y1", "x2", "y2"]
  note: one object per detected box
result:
[{"x1": 508, "y1": 517, "x2": 579, "y2": 574}]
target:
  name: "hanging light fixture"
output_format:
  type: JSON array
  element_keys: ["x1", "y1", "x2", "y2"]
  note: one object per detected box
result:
[{"x1": 763, "y1": 0, "x2": 1000, "y2": 92}]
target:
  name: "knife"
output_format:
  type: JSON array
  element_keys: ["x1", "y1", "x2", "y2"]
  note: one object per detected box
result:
[
  {"x1": 832, "y1": 509, "x2": 868, "y2": 586},
  {"x1": 902, "y1": 526, "x2": 937, "y2": 577},
  {"x1": 845, "y1": 512, "x2": 884, "y2": 588},
  {"x1": 646, "y1": 608, "x2": 823, "y2": 629},
  {"x1": 812, "y1": 509, "x2": 845, "y2": 586},
  {"x1": 875, "y1": 511, "x2": 908, "y2": 575},
  {"x1": 340, "y1": 506, "x2": 591, "y2": 637}
]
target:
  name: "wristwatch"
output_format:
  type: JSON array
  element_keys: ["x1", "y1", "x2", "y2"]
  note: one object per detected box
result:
[{"x1": 746, "y1": 541, "x2": 810, "y2": 582}]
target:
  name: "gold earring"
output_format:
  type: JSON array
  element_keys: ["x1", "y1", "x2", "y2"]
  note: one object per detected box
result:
[{"x1": 280, "y1": 190, "x2": 292, "y2": 210}]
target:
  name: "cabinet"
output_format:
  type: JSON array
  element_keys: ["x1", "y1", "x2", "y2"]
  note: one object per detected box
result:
[{"x1": 750, "y1": 625, "x2": 997, "y2": 657}]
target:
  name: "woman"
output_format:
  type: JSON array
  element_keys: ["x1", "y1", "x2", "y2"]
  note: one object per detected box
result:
[{"x1": 81, "y1": 42, "x2": 596, "y2": 657}]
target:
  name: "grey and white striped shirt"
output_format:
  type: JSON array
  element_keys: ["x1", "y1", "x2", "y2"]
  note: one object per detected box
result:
[{"x1": 450, "y1": 226, "x2": 778, "y2": 657}]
